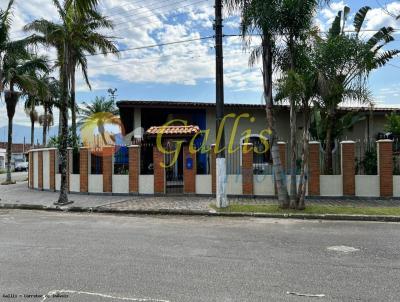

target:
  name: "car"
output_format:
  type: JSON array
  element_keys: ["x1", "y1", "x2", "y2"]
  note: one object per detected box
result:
[{"x1": 15, "y1": 161, "x2": 29, "y2": 172}]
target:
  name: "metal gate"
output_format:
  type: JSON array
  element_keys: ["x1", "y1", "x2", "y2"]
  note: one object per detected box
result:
[{"x1": 165, "y1": 142, "x2": 183, "y2": 194}]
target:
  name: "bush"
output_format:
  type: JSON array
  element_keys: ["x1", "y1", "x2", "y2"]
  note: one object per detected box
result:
[
  {"x1": 384, "y1": 112, "x2": 400, "y2": 135},
  {"x1": 356, "y1": 147, "x2": 377, "y2": 175}
]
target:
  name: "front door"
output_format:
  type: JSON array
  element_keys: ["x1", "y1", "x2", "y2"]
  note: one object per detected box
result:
[{"x1": 165, "y1": 142, "x2": 183, "y2": 194}]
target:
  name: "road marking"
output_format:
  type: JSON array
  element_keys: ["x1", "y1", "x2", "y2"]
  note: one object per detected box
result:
[
  {"x1": 327, "y1": 245, "x2": 360, "y2": 253},
  {"x1": 287, "y1": 291, "x2": 325, "y2": 298},
  {"x1": 41, "y1": 289, "x2": 170, "y2": 302}
]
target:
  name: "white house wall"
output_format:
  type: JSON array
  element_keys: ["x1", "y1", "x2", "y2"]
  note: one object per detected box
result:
[
  {"x1": 254, "y1": 175, "x2": 275, "y2": 196},
  {"x1": 70, "y1": 175, "x2": 80, "y2": 193},
  {"x1": 113, "y1": 175, "x2": 129, "y2": 194},
  {"x1": 196, "y1": 175, "x2": 212, "y2": 195},
  {"x1": 355, "y1": 175, "x2": 380, "y2": 197},
  {"x1": 139, "y1": 175, "x2": 154, "y2": 194},
  {"x1": 42, "y1": 151, "x2": 50, "y2": 190},
  {"x1": 33, "y1": 152, "x2": 38, "y2": 188},
  {"x1": 320, "y1": 175, "x2": 343, "y2": 197}
]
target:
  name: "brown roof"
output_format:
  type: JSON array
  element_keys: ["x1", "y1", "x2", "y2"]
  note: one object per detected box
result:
[
  {"x1": 117, "y1": 100, "x2": 399, "y2": 113},
  {"x1": 0, "y1": 142, "x2": 33, "y2": 153},
  {"x1": 145, "y1": 125, "x2": 200, "y2": 136}
]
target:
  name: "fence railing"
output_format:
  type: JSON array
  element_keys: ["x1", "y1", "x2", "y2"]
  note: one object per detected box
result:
[{"x1": 355, "y1": 139, "x2": 377, "y2": 175}]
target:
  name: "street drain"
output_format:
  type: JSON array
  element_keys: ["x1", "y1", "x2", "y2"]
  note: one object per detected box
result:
[{"x1": 327, "y1": 245, "x2": 360, "y2": 253}]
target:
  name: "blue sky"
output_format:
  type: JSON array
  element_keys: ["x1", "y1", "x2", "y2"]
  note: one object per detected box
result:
[{"x1": 1, "y1": 0, "x2": 400, "y2": 129}]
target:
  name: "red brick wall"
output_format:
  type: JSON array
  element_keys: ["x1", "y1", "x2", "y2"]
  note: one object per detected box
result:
[
  {"x1": 341, "y1": 142, "x2": 355, "y2": 196},
  {"x1": 129, "y1": 145, "x2": 140, "y2": 194},
  {"x1": 242, "y1": 143, "x2": 253, "y2": 195},
  {"x1": 153, "y1": 146, "x2": 165, "y2": 194},
  {"x1": 308, "y1": 142, "x2": 320, "y2": 196},
  {"x1": 38, "y1": 151, "x2": 43, "y2": 190},
  {"x1": 102, "y1": 147, "x2": 113, "y2": 193},
  {"x1": 378, "y1": 140, "x2": 393, "y2": 197},
  {"x1": 278, "y1": 142, "x2": 287, "y2": 173},
  {"x1": 80, "y1": 148, "x2": 89, "y2": 193},
  {"x1": 211, "y1": 145, "x2": 216, "y2": 194},
  {"x1": 183, "y1": 145, "x2": 196, "y2": 194},
  {"x1": 49, "y1": 149, "x2": 55, "y2": 191}
]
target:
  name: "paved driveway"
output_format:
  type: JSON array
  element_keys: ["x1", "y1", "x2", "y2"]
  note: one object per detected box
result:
[{"x1": 0, "y1": 210, "x2": 399, "y2": 301}]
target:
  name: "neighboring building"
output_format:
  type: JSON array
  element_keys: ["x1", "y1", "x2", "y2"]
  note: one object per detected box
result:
[
  {"x1": 0, "y1": 148, "x2": 5, "y2": 170},
  {"x1": 0, "y1": 142, "x2": 31, "y2": 170}
]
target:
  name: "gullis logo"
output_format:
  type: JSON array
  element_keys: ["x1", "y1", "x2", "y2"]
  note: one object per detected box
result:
[{"x1": 80, "y1": 111, "x2": 273, "y2": 165}]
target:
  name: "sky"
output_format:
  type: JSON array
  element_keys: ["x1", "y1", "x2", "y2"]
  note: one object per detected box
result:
[{"x1": 0, "y1": 0, "x2": 400, "y2": 132}]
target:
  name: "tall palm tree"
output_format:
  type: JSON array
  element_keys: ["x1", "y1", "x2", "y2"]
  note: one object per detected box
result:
[
  {"x1": 277, "y1": 0, "x2": 327, "y2": 208},
  {"x1": 225, "y1": 0, "x2": 290, "y2": 207},
  {"x1": 1, "y1": 0, "x2": 49, "y2": 184},
  {"x1": 25, "y1": 6, "x2": 118, "y2": 147},
  {"x1": 1, "y1": 55, "x2": 49, "y2": 184},
  {"x1": 39, "y1": 76, "x2": 59, "y2": 146},
  {"x1": 315, "y1": 6, "x2": 400, "y2": 174},
  {"x1": 24, "y1": 95, "x2": 39, "y2": 148},
  {"x1": 24, "y1": 0, "x2": 117, "y2": 204}
]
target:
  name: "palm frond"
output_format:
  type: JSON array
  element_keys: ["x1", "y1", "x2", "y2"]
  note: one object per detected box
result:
[{"x1": 353, "y1": 6, "x2": 370, "y2": 36}]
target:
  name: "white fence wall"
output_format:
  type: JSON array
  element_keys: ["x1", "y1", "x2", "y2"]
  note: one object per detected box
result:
[
  {"x1": 113, "y1": 175, "x2": 129, "y2": 194},
  {"x1": 320, "y1": 175, "x2": 343, "y2": 197},
  {"x1": 33, "y1": 152, "x2": 38, "y2": 188},
  {"x1": 355, "y1": 175, "x2": 380, "y2": 197},
  {"x1": 70, "y1": 175, "x2": 80, "y2": 193},
  {"x1": 139, "y1": 175, "x2": 154, "y2": 194},
  {"x1": 89, "y1": 175, "x2": 103, "y2": 193},
  {"x1": 43, "y1": 151, "x2": 50, "y2": 190},
  {"x1": 254, "y1": 175, "x2": 275, "y2": 196},
  {"x1": 196, "y1": 175, "x2": 212, "y2": 195}
]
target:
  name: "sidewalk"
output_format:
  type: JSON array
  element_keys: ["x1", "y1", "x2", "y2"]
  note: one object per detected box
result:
[{"x1": 1, "y1": 182, "x2": 400, "y2": 222}]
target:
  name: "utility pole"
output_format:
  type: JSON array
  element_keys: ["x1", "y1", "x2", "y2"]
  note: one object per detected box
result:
[{"x1": 214, "y1": 0, "x2": 228, "y2": 208}]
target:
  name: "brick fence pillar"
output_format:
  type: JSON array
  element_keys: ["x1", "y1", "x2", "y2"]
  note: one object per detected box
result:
[
  {"x1": 378, "y1": 139, "x2": 393, "y2": 197},
  {"x1": 38, "y1": 151, "x2": 43, "y2": 191},
  {"x1": 29, "y1": 151, "x2": 33, "y2": 188},
  {"x1": 341, "y1": 141, "x2": 355, "y2": 196},
  {"x1": 242, "y1": 143, "x2": 253, "y2": 195},
  {"x1": 153, "y1": 146, "x2": 165, "y2": 194},
  {"x1": 103, "y1": 146, "x2": 114, "y2": 193},
  {"x1": 80, "y1": 147, "x2": 89, "y2": 193},
  {"x1": 183, "y1": 145, "x2": 196, "y2": 194},
  {"x1": 49, "y1": 149, "x2": 56, "y2": 191},
  {"x1": 308, "y1": 141, "x2": 320, "y2": 196},
  {"x1": 129, "y1": 145, "x2": 140, "y2": 194},
  {"x1": 211, "y1": 144, "x2": 216, "y2": 194}
]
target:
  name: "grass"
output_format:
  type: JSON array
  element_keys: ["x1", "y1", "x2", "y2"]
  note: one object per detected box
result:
[{"x1": 211, "y1": 204, "x2": 400, "y2": 216}]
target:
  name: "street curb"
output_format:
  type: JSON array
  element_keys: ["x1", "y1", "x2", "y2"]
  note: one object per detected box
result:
[{"x1": 1, "y1": 203, "x2": 400, "y2": 222}]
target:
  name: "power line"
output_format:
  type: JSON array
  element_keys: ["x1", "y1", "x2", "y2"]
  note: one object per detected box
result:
[{"x1": 110, "y1": 0, "x2": 207, "y2": 27}]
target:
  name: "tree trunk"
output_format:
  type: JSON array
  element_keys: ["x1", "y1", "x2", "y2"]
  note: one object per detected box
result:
[
  {"x1": 43, "y1": 106, "x2": 48, "y2": 146},
  {"x1": 30, "y1": 116, "x2": 35, "y2": 148},
  {"x1": 56, "y1": 46, "x2": 70, "y2": 205},
  {"x1": 289, "y1": 100, "x2": 297, "y2": 208},
  {"x1": 71, "y1": 65, "x2": 77, "y2": 148},
  {"x1": 4, "y1": 90, "x2": 19, "y2": 184},
  {"x1": 297, "y1": 105, "x2": 310, "y2": 210},
  {"x1": 262, "y1": 34, "x2": 289, "y2": 208}
]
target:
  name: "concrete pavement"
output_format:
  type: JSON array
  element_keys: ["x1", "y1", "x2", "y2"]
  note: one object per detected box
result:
[{"x1": 0, "y1": 210, "x2": 399, "y2": 301}]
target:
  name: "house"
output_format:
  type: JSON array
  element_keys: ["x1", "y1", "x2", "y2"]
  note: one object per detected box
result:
[
  {"x1": 0, "y1": 143, "x2": 31, "y2": 170},
  {"x1": 116, "y1": 100, "x2": 394, "y2": 193},
  {"x1": 0, "y1": 148, "x2": 5, "y2": 170},
  {"x1": 117, "y1": 100, "x2": 392, "y2": 145}
]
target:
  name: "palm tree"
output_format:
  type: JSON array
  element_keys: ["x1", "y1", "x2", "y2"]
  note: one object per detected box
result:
[
  {"x1": 24, "y1": 0, "x2": 117, "y2": 205},
  {"x1": 225, "y1": 0, "x2": 292, "y2": 207},
  {"x1": 1, "y1": 0, "x2": 49, "y2": 184},
  {"x1": 25, "y1": 6, "x2": 118, "y2": 147},
  {"x1": 1, "y1": 55, "x2": 49, "y2": 184},
  {"x1": 315, "y1": 6, "x2": 400, "y2": 174},
  {"x1": 39, "y1": 77, "x2": 59, "y2": 146},
  {"x1": 24, "y1": 95, "x2": 39, "y2": 148},
  {"x1": 276, "y1": 0, "x2": 327, "y2": 208},
  {"x1": 79, "y1": 96, "x2": 120, "y2": 146}
]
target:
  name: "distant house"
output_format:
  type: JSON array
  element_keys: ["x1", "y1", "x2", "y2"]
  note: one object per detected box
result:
[
  {"x1": 0, "y1": 148, "x2": 5, "y2": 170},
  {"x1": 0, "y1": 143, "x2": 31, "y2": 169}
]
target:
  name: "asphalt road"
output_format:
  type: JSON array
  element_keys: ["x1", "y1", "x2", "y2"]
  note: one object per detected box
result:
[{"x1": 0, "y1": 211, "x2": 399, "y2": 302}]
